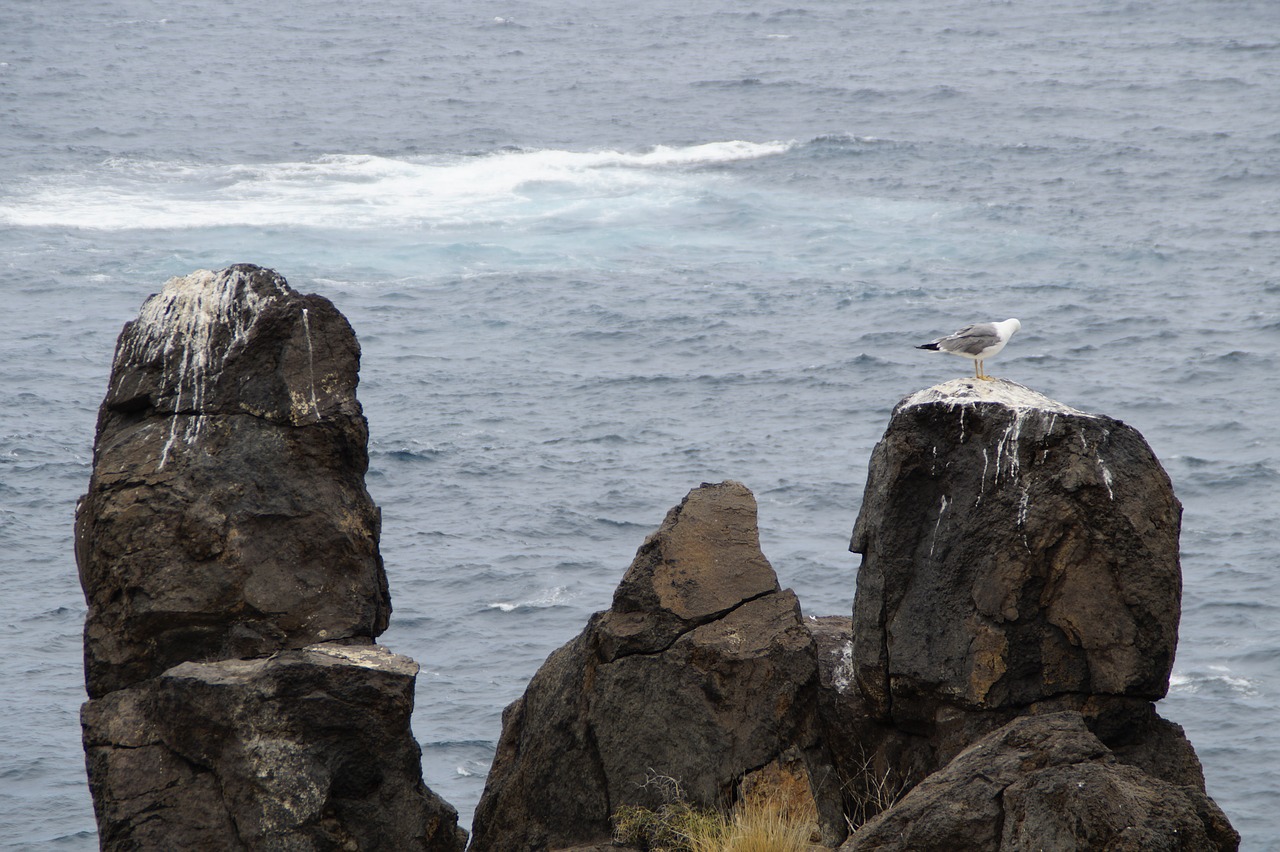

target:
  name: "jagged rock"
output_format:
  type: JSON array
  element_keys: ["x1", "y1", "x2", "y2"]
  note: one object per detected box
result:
[
  {"x1": 469, "y1": 481, "x2": 827, "y2": 852},
  {"x1": 840, "y1": 712, "x2": 1239, "y2": 851},
  {"x1": 76, "y1": 265, "x2": 390, "y2": 698},
  {"x1": 596, "y1": 479, "x2": 780, "y2": 660},
  {"x1": 850, "y1": 378, "x2": 1182, "y2": 726},
  {"x1": 83, "y1": 644, "x2": 466, "y2": 851}
]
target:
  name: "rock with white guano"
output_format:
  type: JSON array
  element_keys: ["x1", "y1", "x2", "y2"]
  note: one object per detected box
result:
[
  {"x1": 850, "y1": 378, "x2": 1182, "y2": 725},
  {"x1": 77, "y1": 266, "x2": 466, "y2": 849},
  {"x1": 76, "y1": 264, "x2": 389, "y2": 697}
]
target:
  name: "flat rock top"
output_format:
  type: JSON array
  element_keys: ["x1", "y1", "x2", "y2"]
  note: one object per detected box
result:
[
  {"x1": 162, "y1": 643, "x2": 419, "y2": 685},
  {"x1": 899, "y1": 378, "x2": 1092, "y2": 417},
  {"x1": 304, "y1": 643, "x2": 419, "y2": 675}
]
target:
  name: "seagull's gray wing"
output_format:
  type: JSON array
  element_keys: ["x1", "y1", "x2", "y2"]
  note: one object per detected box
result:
[{"x1": 937, "y1": 322, "x2": 1000, "y2": 356}]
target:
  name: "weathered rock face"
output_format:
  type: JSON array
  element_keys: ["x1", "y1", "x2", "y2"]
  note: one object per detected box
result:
[
  {"x1": 850, "y1": 378, "x2": 1182, "y2": 726},
  {"x1": 840, "y1": 712, "x2": 1239, "y2": 851},
  {"x1": 76, "y1": 265, "x2": 389, "y2": 698},
  {"x1": 833, "y1": 379, "x2": 1236, "y2": 850},
  {"x1": 469, "y1": 481, "x2": 827, "y2": 852},
  {"x1": 83, "y1": 644, "x2": 467, "y2": 852},
  {"x1": 78, "y1": 267, "x2": 463, "y2": 850}
]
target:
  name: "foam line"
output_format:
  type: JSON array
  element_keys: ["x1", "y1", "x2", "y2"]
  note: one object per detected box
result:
[{"x1": 0, "y1": 142, "x2": 794, "y2": 231}]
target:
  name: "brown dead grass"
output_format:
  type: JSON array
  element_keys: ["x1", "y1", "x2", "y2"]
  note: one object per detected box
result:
[{"x1": 612, "y1": 770, "x2": 818, "y2": 852}]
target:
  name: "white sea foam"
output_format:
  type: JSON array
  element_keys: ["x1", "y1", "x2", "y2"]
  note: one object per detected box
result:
[
  {"x1": 487, "y1": 586, "x2": 572, "y2": 613},
  {"x1": 1170, "y1": 666, "x2": 1259, "y2": 698},
  {"x1": 0, "y1": 142, "x2": 793, "y2": 232}
]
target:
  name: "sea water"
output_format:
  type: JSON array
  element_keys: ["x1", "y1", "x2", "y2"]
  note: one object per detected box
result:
[{"x1": 1, "y1": 0, "x2": 1277, "y2": 847}]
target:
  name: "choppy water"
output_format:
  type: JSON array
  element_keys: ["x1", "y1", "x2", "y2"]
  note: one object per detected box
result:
[{"x1": 2, "y1": 0, "x2": 1278, "y2": 848}]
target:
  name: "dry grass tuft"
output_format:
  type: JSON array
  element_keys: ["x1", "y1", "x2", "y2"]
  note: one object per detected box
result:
[
  {"x1": 611, "y1": 770, "x2": 817, "y2": 852},
  {"x1": 693, "y1": 800, "x2": 815, "y2": 852}
]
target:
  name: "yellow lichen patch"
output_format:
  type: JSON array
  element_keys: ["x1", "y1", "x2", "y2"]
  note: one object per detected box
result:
[
  {"x1": 966, "y1": 621, "x2": 1008, "y2": 705},
  {"x1": 288, "y1": 389, "x2": 320, "y2": 424}
]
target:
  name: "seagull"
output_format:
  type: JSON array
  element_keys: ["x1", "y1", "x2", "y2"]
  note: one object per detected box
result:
[{"x1": 916, "y1": 318, "x2": 1021, "y2": 380}]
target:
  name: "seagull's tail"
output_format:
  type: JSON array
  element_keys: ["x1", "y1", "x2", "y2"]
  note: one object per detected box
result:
[{"x1": 915, "y1": 342, "x2": 940, "y2": 351}]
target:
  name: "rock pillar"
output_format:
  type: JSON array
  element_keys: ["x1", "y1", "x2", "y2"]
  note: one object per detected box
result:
[
  {"x1": 850, "y1": 378, "x2": 1182, "y2": 726},
  {"x1": 77, "y1": 266, "x2": 464, "y2": 850},
  {"x1": 838, "y1": 377, "x2": 1237, "y2": 849}
]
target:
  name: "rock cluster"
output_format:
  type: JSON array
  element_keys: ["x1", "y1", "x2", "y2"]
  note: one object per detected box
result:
[
  {"x1": 469, "y1": 378, "x2": 1238, "y2": 851},
  {"x1": 76, "y1": 274, "x2": 1238, "y2": 851},
  {"x1": 77, "y1": 267, "x2": 464, "y2": 851}
]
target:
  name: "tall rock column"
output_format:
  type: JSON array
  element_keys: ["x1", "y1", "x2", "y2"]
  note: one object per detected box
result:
[
  {"x1": 77, "y1": 264, "x2": 389, "y2": 696},
  {"x1": 77, "y1": 266, "x2": 464, "y2": 850}
]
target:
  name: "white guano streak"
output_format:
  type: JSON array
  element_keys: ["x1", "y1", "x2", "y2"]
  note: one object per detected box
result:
[
  {"x1": 300, "y1": 307, "x2": 320, "y2": 420},
  {"x1": 125, "y1": 269, "x2": 280, "y2": 468},
  {"x1": 929, "y1": 494, "x2": 951, "y2": 558}
]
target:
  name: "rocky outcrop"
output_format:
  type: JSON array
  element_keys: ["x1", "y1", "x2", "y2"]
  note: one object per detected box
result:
[
  {"x1": 83, "y1": 644, "x2": 466, "y2": 851},
  {"x1": 841, "y1": 712, "x2": 1238, "y2": 851},
  {"x1": 469, "y1": 481, "x2": 835, "y2": 851},
  {"x1": 850, "y1": 379, "x2": 1182, "y2": 727},
  {"x1": 469, "y1": 379, "x2": 1235, "y2": 851},
  {"x1": 839, "y1": 378, "x2": 1235, "y2": 849},
  {"x1": 77, "y1": 276, "x2": 1236, "y2": 851},
  {"x1": 76, "y1": 265, "x2": 389, "y2": 697},
  {"x1": 78, "y1": 266, "x2": 463, "y2": 850}
]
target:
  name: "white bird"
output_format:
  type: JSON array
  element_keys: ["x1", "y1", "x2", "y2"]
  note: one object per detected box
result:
[{"x1": 916, "y1": 318, "x2": 1021, "y2": 380}]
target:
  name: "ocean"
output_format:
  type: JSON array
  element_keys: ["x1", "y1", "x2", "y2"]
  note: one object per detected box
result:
[{"x1": 1, "y1": 0, "x2": 1277, "y2": 847}]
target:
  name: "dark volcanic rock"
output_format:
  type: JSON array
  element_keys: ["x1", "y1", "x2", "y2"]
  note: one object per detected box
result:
[
  {"x1": 834, "y1": 379, "x2": 1236, "y2": 850},
  {"x1": 597, "y1": 478, "x2": 781, "y2": 660},
  {"x1": 83, "y1": 644, "x2": 467, "y2": 851},
  {"x1": 469, "y1": 380, "x2": 1233, "y2": 851},
  {"x1": 76, "y1": 265, "x2": 390, "y2": 698},
  {"x1": 840, "y1": 712, "x2": 1239, "y2": 851},
  {"x1": 850, "y1": 378, "x2": 1182, "y2": 726},
  {"x1": 469, "y1": 481, "x2": 827, "y2": 852},
  {"x1": 78, "y1": 267, "x2": 463, "y2": 850}
]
